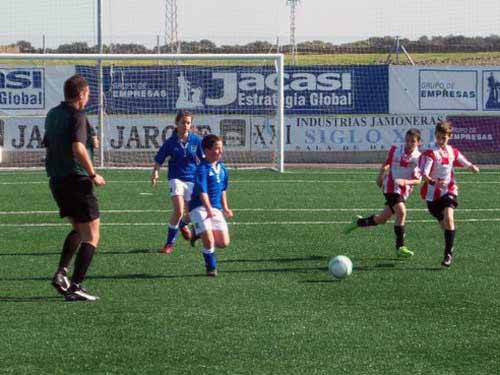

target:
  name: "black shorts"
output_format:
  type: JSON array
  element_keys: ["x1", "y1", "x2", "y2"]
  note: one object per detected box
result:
[
  {"x1": 427, "y1": 194, "x2": 458, "y2": 222},
  {"x1": 49, "y1": 175, "x2": 100, "y2": 223},
  {"x1": 384, "y1": 193, "x2": 405, "y2": 213}
]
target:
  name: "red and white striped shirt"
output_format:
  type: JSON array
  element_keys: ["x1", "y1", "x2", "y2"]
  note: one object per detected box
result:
[
  {"x1": 382, "y1": 145, "x2": 421, "y2": 201},
  {"x1": 419, "y1": 144, "x2": 472, "y2": 202}
]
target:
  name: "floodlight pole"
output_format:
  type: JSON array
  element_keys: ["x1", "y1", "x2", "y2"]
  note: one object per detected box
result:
[
  {"x1": 165, "y1": 0, "x2": 180, "y2": 53},
  {"x1": 395, "y1": 35, "x2": 400, "y2": 65},
  {"x1": 287, "y1": 0, "x2": 300, "y2": 65}
]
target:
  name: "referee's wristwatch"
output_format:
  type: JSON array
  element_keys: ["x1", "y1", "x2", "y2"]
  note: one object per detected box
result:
[{"x1": 89, "y1": 174, "x2": 97, "y2": 180}]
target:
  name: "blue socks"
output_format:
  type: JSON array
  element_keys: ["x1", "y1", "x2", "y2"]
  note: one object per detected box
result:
[
  {"x1": 166, "y1": 224, "x2": 179, "y2": 245},
  {"x1": 202, "y1": 248, "x2": 216, "y2": 270}
]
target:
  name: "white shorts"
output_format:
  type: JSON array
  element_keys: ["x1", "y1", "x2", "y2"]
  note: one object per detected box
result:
[
  {"x1": 169, "y1": 179, "x2": 194, "y2": 201},
  {"x1": 189, "y1": 206, "x2": 228, "y2": 234}
]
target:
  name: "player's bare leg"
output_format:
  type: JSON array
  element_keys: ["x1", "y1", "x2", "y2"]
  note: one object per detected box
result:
[
  {"x1": 213, "y1": 230, "x2": 230, "y2": 248},
  {"x1": 161, "y1": 195, "x2": 184, "y2": 253},
  {"x1": 179, "y1": 206, "x2": 192, "y2": 241},
  {"x1": 374, "y1": 206, "x2": 394, "y2": 224}
]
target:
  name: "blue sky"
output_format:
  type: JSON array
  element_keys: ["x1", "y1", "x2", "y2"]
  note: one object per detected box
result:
[{"x1": 1, "y1": 0, "x2": 500, "y2": 48}]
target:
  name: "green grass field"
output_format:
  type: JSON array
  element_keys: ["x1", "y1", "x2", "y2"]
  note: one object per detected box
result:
[
  {"x1": 1, "y1": 168, "x2": 499, "y2": 374},
  {"x1": 5, "y1": 51, "x2": 500, "y2": 67}
]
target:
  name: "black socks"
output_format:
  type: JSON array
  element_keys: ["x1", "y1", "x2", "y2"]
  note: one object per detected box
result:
[
  {"x1": 58, "y1": 230, "x2": 80, "y2": 272},
  {"x1": 394, "y1": 225, "x2": 405, "y2": 248},
  {"x1": 444, "y1": 229, "x2": 456, "y2": 256},
  {"x1": 72, "y1": 242, "x2": 97, "y2": 285},
  {"x1": 357, "y1": 215, "x2": 377, "y2": 227}
]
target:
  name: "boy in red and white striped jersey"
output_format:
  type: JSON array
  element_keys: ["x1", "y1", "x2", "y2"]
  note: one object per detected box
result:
[
  {"x1": 345, "y1": 129, "x2": 422, "y2": 258},
  {"x1": 420, "y1": 121, "x2": 479, "y2": 267}
]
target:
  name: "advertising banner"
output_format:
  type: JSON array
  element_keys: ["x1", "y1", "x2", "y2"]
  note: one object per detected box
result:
[
  {"x1": 1, "y1": 116, "x2": 46, "y2": 150},
  {"x1": 390, "y1": 65, "x2": 500, "y2": 114},
  {"x1": 483, "y1": 70, "x2": 500, "y2": 112},
  {"x1": 2, "y1": 114, "x2": 445, "y2": 152},
  {"x1": 0, "y1": 66, "x2": 75, "y2": 116},
  {"x1": 447, "y1": 116, "x2": 500, "y2": 152},
  {"x1": 281, "y1": 114, "x2": 444, "y2": 151},
  {"x1": 78, "y1": 65, "x2": 388, "y2": 115},
  {"x1": 418, "y1": 69, "x2": 478, "y2": 111}
]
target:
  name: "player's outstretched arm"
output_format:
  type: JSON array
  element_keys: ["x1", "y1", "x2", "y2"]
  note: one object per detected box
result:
[
  {"x1": 151, "y1": 162, "x2": 161, "y2": 186},
  {"x1": 221, "y1": 191, "x2": 233, "y2": 219},
  {"x1": 468, "y1": 164, "x2": 480, "y2": 173},
  {"x1": 376, "y1": 164, "x2": 389, "y2": 188},
  {"x1": 394, "y1": 177, "x2": 421, "y2": 187},
  {"x1": 200, "y1": 193, "x2": 215, "y2": 217}
]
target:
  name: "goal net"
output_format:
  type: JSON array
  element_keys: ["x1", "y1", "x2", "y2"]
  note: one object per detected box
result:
[{"x1": 0, "y1": 53, "x2": 285, "y2": 171}]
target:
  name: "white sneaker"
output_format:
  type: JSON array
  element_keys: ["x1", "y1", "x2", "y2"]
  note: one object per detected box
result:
[
  {"x1": 65, "y1": 284, "x2": 99, "y2": 302},
  {"x1": 51, "y1": 272, "x2": 71, "y2": 295}
]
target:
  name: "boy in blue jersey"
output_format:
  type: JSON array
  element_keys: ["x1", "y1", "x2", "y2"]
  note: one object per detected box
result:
[
  {"x1": 151, "y1": 110, "x2": 204, "y2": 253},
  {"x1": 189, "y1": 134, "x2": 233, "y2": 276}
]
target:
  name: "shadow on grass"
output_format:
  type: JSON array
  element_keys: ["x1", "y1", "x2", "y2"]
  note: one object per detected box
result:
[
  {"x1": 0, "y1": 250, "x2": 329, "y2": 258},
  {"x1": 219, "y1": 255, "x2": 329, "y2": 264},
  {"x1": 354, "y1": 263, "x2": 443, "y2": 272},
  {"x1": 300, "y1": 262, "x2": 443, "y2": 283},
  {"x1": 0, "y1": 255, "x2": 443, "y2": 286},
  {"x1": 0, "y1": 296, "x2": 61, "y2": 303},
  {"x1": 0, "y1": 265, "x2": 328, "y2": 284},
  {"x1": 88, "y1": 266, "x2": 328, "y2": 279},
  {"x1": 224, "y1": 266, "x2": 327, "y2": 274},
  {"x1": 0, "y1": 249, "x2": 160, "y2": 257},
  {"x1": 0, "y1": 252, "x2": 60, "y2": 257},
  {"x1": 301, "y1": 279, "x2": 340, "y2": 284}
]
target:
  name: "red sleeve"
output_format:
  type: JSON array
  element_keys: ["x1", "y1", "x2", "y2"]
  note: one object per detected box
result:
[
  {"x1": 384, "y1": 145, "x2": 397, "y2": 166},
  {"x1": 419, "y1": 149, "x2": 435, "y2": 176},
  {"x1": 422, "y1": 149, "x2": 435, "y2": 159}
]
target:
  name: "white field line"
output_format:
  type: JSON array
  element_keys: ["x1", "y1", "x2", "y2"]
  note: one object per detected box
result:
[
  {"x1": 3, "y1": 218, "x2": 500, "y2": 228},
  {"x1": 1, "y1": 180, "x2": 500, "y2": 185},
  {"x1": 0, "y1": 180, "x2": 372, "y2": 185},
  {"x1": 284, "y1": 170, "x2": 500, "y2": 175},
  {"x1": 2, "y1": 170, "x2": 500, "y2": 175},
  {"x1": 2, "y1": 208, "x2": 500, "y2": 215}
]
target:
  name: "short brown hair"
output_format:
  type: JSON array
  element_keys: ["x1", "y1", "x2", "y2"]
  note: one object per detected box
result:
[
  {"x1": 64, "y1": 74, "x2": 89, "y2": 101},
  {"x1": 202, "y1": 134, "x2": 222, "y2": 151},
  {"x1": 435, "y1": 120, "x2": 453, "y2": 136},
  {"x1": 405, "y1": 128, "x2": 421, "y2": 141},
  {"x1": 175, "y1": 109, "x2": 193, "y2": 125}
]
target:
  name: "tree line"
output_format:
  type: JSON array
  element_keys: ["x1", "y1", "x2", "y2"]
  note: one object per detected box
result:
[{"x1": 9, "y1": 35, "x2": 500, "y2": 54}]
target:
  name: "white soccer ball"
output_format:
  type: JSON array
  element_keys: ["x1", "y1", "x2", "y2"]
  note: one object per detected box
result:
[{"x1": 328, "y1": 255, "x2": 353, "y2": 279}]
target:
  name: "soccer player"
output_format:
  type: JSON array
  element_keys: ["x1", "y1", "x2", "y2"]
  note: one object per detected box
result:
[
  {"x1": 420, "y1": 121, "x2": 480, "y2": 267},
  {"x1": 189, "y1": 134, "x2": 233, "y2": 276},
  {"x1": 151, "y1": 109, "x2": 204, "y2": 254},
  {"x1": 345, "y1": 128, "x2": 422, "y2": 257},
  {"x1": 44, "y1": 74, "x2": 106, "y2": 302}
]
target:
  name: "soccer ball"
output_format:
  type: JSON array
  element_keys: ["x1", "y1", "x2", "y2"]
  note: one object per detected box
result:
[{"x1": 328, "y1": 255, "x2": 353, "y2": 279}]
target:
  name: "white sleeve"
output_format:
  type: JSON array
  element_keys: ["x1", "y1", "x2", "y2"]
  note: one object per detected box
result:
[
  {"x1": 455, "y1": 150, "x2": 472, "y2": 168},
  {"x1": 420, "y1": 154, "x2": 434, "y2": 177}
]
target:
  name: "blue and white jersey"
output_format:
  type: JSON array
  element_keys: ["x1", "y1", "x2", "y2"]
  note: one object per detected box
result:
[
  {"x1": 189, "y1": 160, "x2": 229, "y2": 211},
  {"x1": 154, "y1": 131, "x2": 204, "y2": 182}
]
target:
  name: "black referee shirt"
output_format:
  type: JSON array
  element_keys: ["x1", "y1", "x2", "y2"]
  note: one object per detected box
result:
[{"x1": 43, "y1": 102, "x2": 94, "y2": 179}]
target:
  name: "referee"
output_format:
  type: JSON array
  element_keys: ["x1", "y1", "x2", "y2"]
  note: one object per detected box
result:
[{"x1": 43, "y1": 74, "x2": 105, "y2": 302}]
